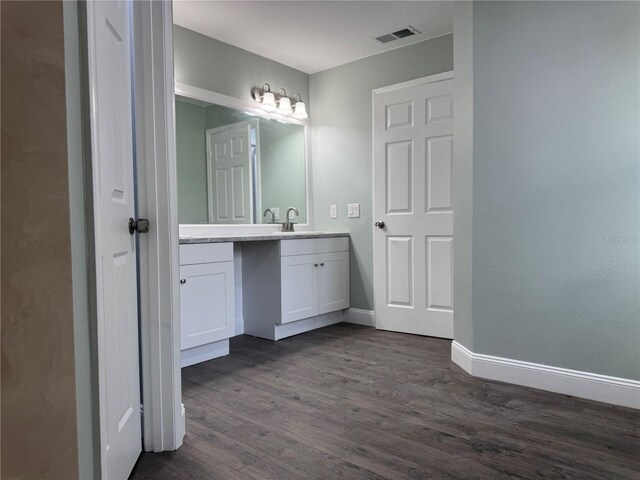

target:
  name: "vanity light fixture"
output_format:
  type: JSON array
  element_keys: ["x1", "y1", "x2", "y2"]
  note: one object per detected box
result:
[{"x1": 251, "y1": 84, "x2": 308, "y2": 120}]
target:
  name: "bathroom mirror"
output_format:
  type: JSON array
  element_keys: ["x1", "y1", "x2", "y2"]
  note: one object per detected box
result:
[{"x1": 176, "y1": 93, "x2": 307, "y2": 225}]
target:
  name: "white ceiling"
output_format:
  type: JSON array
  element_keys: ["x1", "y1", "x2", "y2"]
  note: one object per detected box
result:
[{"x1": 172, "y1": 1, "x2": 453, "y2": 74}]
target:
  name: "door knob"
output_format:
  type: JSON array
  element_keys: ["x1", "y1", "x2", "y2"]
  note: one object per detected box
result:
[
  {"x1": 180, "y1": 279, "x2": 186, "y2": 284},
  {"x1": 129, "y1": 217, "x2": 150, "y2": 235},
  {"x1": 374, "y1": 221, "x2": 385, "y2": 229}
]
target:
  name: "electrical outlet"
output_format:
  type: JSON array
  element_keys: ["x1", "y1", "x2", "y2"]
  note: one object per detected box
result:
[
  {"x1": 348, "y1": 203, "x2": 360, "y2": 218},
  {"x1": 330, "y1": 204, "x2": 338, "y2": 219}
]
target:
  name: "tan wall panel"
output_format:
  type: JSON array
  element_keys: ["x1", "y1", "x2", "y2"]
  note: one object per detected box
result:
[{"x1": 1, "y1": 1, "x2": 79, "y2": 478}]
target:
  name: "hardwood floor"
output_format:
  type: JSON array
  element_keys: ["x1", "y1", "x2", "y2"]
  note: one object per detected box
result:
[{"x1": 130, "y1": 323, "x2": 639, "y2": 479}]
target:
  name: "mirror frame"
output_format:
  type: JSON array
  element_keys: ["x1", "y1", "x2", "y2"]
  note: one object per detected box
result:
[{"x1": 175, "y1": 82, "x2": 313, "y2": 236}]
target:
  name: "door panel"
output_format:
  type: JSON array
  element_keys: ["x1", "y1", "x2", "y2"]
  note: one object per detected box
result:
[
  {"x1": 385, "y1": 141, "x2": 413, "y2": 214},
  {"x1": 426, "y1": 136, "x2": 453, "y2": 212},
  {"x1": 426, "y1": 236, "x2": 453, "y2": 311},
  {"x1": 318, "y1": 252, "x2": 350, "y2": 314},
  {"x1": 281, "y1": 254, "x2": 318, "y2": 323},
  {"x1": 385, "y1": 101, "x2": 414, "y2": 130},
  {"x1": 386, "y1": 236, "x2": 414, "y2": 307},
  {"x1": 426, "y1": 94, "x2": 453, "y2": 124},
  {"x1": 231, "y1": 165, "x2": 247, "y2": 219},
  {"x1": 215, "y1": 170, "x2": 229, "y2": 221},
  {"x1": 373, "y1": 76, "x2": 454, "y2": 338},
  {"x1": 87, "y1": 1, "x2": 141, "y2": 478}
]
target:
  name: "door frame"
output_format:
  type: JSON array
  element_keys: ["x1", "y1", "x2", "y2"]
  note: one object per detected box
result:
[
  {"x1": 83, "y1": 0, "x2": 182, "y2": 474},
  {"x1": 371, "y1": 70, "x2": 454, "y2": 330},
  {"x1": 132, "y1": 0, "x2": 184, "y2": 453}
]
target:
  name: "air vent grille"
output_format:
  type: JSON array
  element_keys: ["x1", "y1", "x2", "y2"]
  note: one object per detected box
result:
[{"x1": 374, "y1": 26, "x2": 421, "y2": 44}]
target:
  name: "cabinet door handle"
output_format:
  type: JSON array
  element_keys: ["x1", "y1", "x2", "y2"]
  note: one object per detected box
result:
[
  {"x1": 314, "y1": 263, "x2": 319, "y2": 267},
  {"x1": 320, "y1": 262, "x2": 325, "y2": 266},
  {"x1": 180, "y1": 279, "x2": 186, "y2": 284}
]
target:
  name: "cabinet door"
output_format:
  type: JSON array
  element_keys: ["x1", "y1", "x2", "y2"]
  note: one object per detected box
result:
[
  {"x1": 318, "y1": 251, "x2": 350, "y2": 315},
  {"x1": 180, "y1": 261, "x2": 235, "y2": 350},
  {"x1": 280, "y1": 254, "x2": 318, "y2": 324}
]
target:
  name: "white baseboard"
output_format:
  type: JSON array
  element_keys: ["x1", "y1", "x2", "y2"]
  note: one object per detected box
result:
[
  {"x1": 274, "y1": 311, "x2": 344, "y2": 341},
  {"x1": 451, "y1": 341, "x2": 640, "y2": 409},
  {"x1": 344, "y1": 308, "x2": 375, "y2": 327},
  {"x1": 178, "y1": 403, "x2": 186, "y2": 447},
  {"x1": 181, "y1": 339, "x2": 229, "y2": 368}
]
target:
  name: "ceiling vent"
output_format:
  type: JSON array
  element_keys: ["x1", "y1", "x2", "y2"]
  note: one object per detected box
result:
[{"x1": 374, "y1": 26, "x2": 421, "y2": 44}]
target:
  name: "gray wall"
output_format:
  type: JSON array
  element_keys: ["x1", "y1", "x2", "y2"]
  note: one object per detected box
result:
[
  {"x1": 310, "y1": 34, "x2": 454, "y2": 310},
  {"x1": 471, "y1": 1, "x2": 640, "y2": 379},
  {"x1": 259, "y1": 120, "x2": 306, "y2": 224},
  {"x1": 452, "y1": 2, "x2": 475, "y2": 349},
  {"x1": 176, "y1": 100, "x2": 208, "y2": 224},
  {"x1": 174, "y1": 25, "x2": 309, "y2": 111}
]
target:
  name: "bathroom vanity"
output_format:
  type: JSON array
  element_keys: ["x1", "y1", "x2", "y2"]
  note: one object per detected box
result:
[
  {"x1": 179, "y1": 232, "x2": 349, "y2": 367},
  {"x1": 174, "y1": 83, "x2": 341, "y2": 367}
]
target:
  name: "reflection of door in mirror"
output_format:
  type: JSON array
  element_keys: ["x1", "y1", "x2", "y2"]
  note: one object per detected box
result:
[
  {"x1": 205, "y1": 121, "x2": 257, "y2": 223},
  {"x1": 175, "y1": 94, "x2": 307, "y2": 225}
]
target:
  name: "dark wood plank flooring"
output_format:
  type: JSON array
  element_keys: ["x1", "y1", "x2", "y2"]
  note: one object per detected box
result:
[{"x1": 130, "y1": 323, "x2": 639, "y2": 479}]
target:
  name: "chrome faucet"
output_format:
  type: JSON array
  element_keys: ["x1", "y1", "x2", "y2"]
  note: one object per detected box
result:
[
  {"x1": 263, "y1": 208, "x2": 276, "y2": 224},
  {"x1": 282, "y1": 207, "x2": 299, "y2": 232}
]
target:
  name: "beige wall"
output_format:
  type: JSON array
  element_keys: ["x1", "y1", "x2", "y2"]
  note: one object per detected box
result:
[{"x1": 1, "y1": 1, "x2": 80, "y2": 478}]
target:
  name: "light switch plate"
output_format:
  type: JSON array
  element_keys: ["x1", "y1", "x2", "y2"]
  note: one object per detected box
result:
[
  {"x1": 330, "y1": 204, "x2": 338, "y2": 219},
  {"x1": 348, "y1": 203, "x2": 360, "y2": 218}
]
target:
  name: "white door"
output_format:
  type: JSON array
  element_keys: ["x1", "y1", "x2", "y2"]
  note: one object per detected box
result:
[
  {"x1": 180, "y1": 261, "x2": 235, "y2": 350},
  {"x1": 280, "y1": 254, "x2": 319, "y2": 323},
  {"x1": 373, "y1": 74, "x2": 454, "y2": 338},
  {"x1": 318, "y1": 252, "x2": 350, "y2": 314},
  {"x1": 206, "y1": 122, "x2": 253, "y2": 224},
  {"x1": 87, "y1": 1, "x2": 142, "y2": 478}
]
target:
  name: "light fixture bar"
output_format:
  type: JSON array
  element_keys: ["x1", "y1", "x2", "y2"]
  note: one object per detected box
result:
[{"x1": 251, "y1": 84, "x2": 308, "y2": 120}]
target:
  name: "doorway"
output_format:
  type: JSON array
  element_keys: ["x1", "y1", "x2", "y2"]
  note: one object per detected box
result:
[
  {"x1": 372, "y1": 72, "x2": 455, "y2": 339},
  {"x1": 86, "y1": 1, "x2": 183, "y2": 478}
]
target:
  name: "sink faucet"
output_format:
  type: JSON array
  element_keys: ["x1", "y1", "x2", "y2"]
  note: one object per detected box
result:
[
  {"x1": 282, "y1": 207, "x2": 299, "y2": 232},
  {"x1": 263, "y1": 208, "x2": 276, "y2": 224}
]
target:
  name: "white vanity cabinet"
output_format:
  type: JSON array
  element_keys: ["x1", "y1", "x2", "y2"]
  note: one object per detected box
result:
[
  {"x1": 243, "y1": 236, "x2": 350, "y2": 340},
  {"x1": 179, "y1": 243, "x2": 234, "y2": 367}
]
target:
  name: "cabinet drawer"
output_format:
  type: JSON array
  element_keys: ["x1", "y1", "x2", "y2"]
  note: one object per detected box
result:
[
  {"x1": 280, "y1": 237, "x2": 348, "y2": 257},
  {"x1": 180, "y1": 242, "x2": 233, "y2": 265}
]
